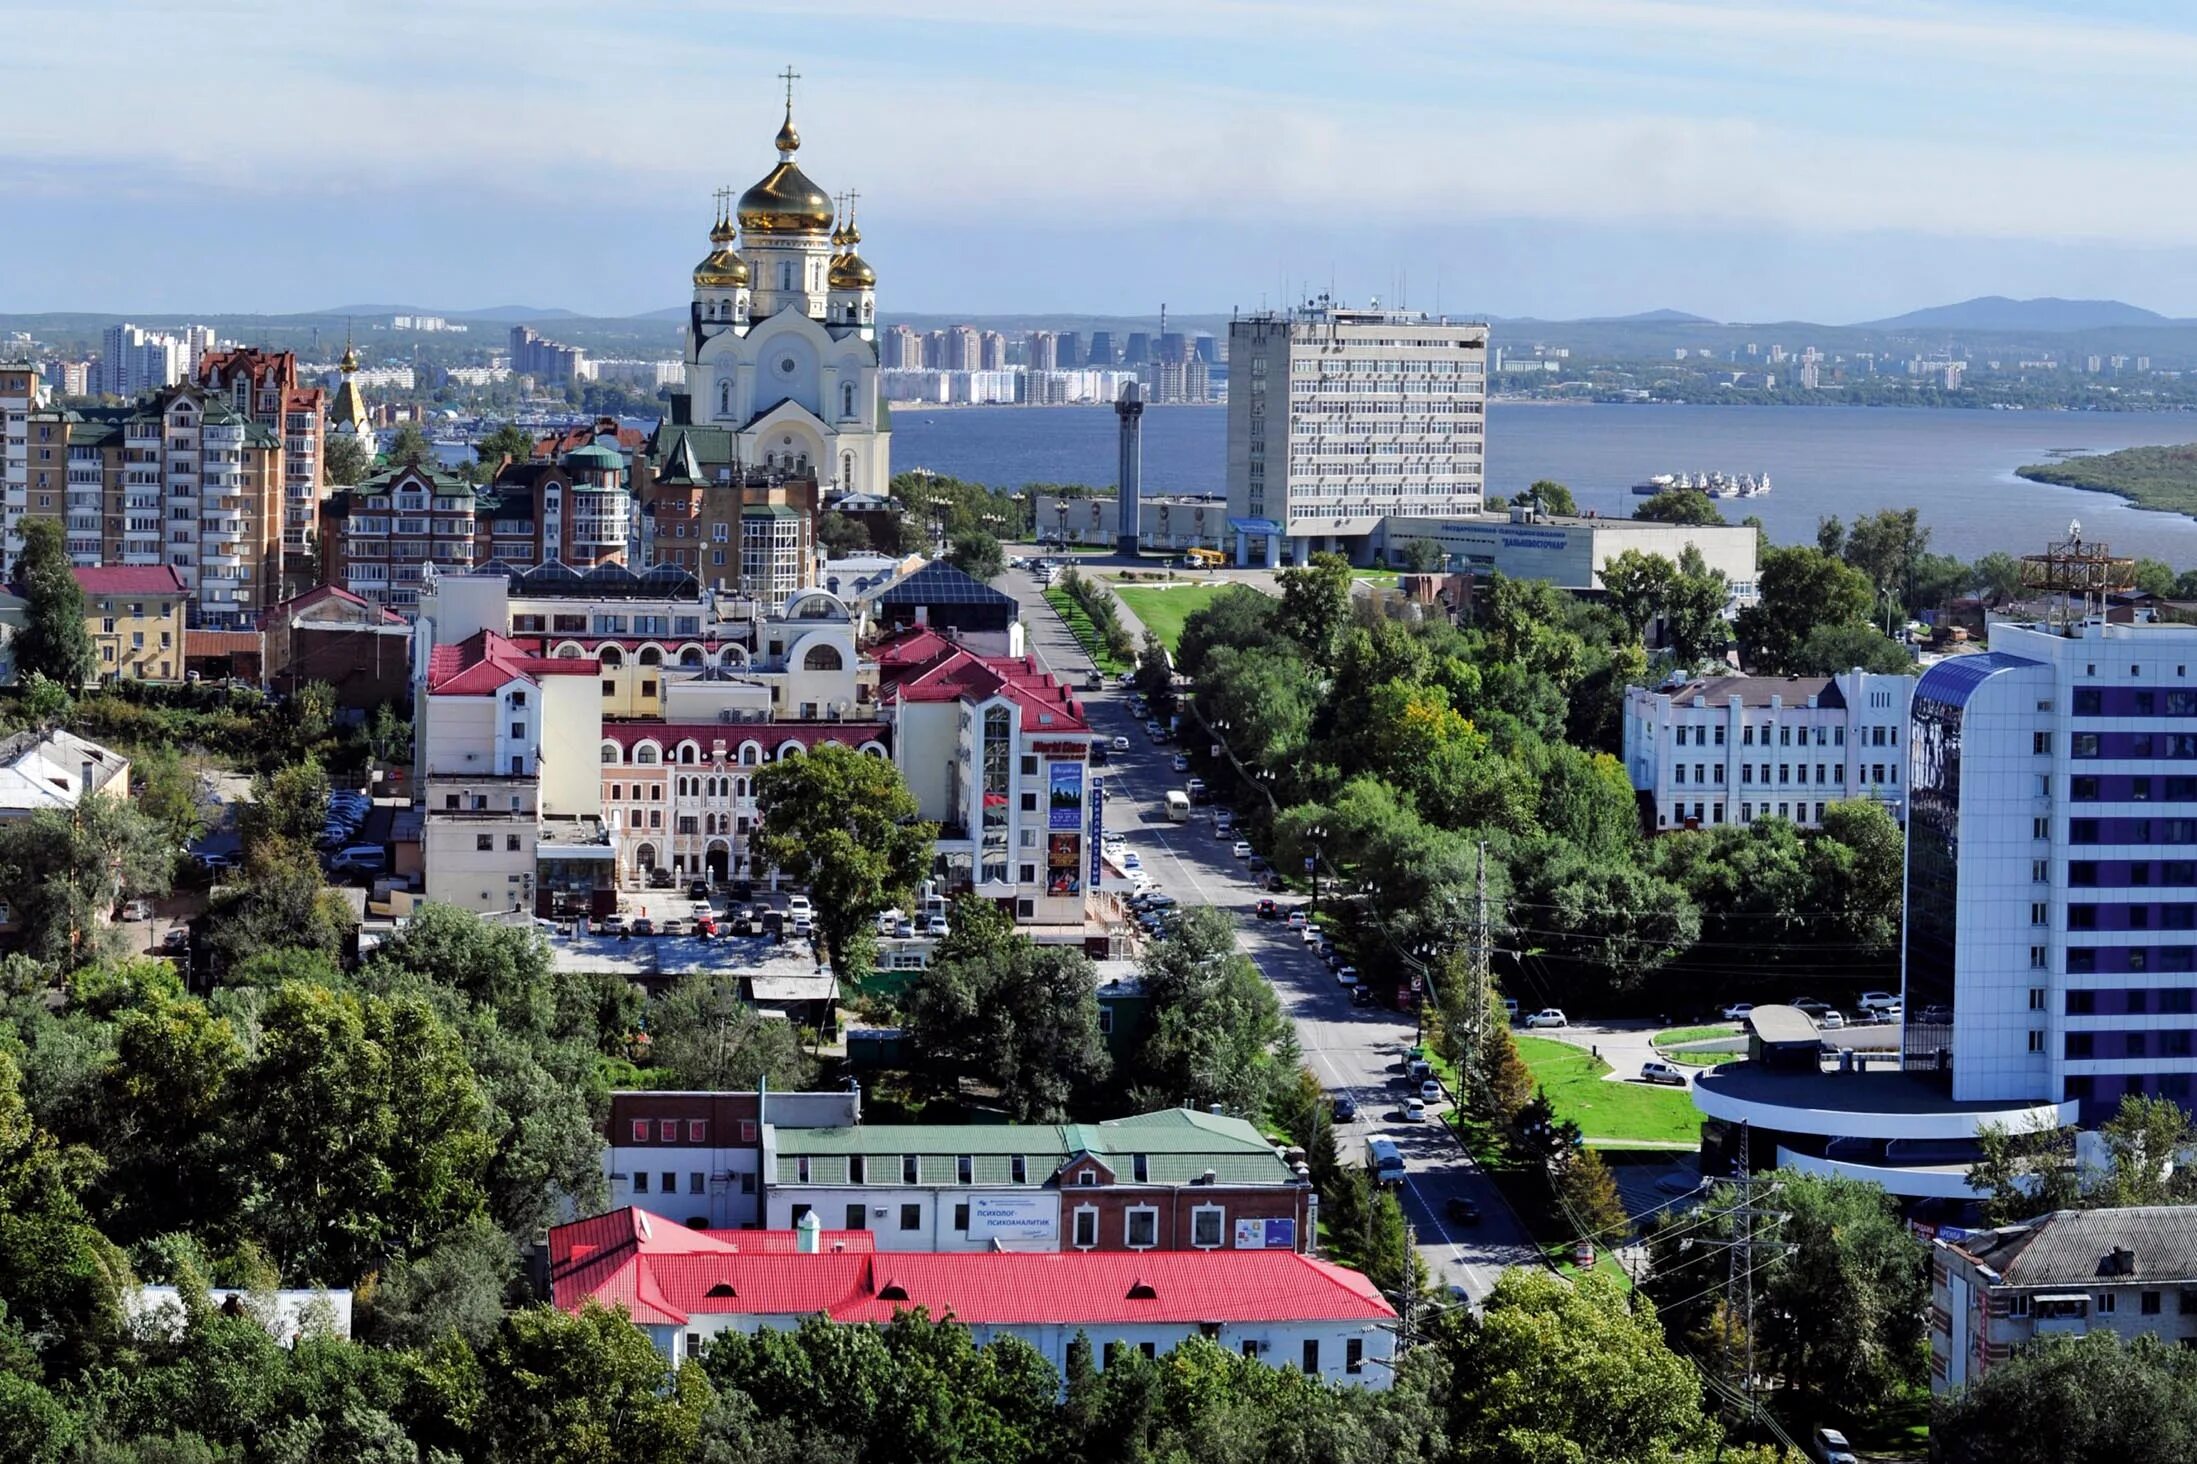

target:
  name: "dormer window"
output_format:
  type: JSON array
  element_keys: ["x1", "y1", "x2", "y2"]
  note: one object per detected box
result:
[{"x1": 1077, "y1": 1169, "x2": 1098, "y2": 1187}]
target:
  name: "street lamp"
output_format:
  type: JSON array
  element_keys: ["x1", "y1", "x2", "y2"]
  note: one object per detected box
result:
[{"x1": 1305, "y1": 822, "x2": 1326, "y2": 916}]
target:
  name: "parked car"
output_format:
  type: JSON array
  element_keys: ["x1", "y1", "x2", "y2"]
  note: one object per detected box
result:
[
  {"x1": 693, "y1": 914, "x2": 718, "y2": 938},
  {"x1": 658, "y1": 918, "x2": 685, "y2": 938},
  {"x1": 1336, "y1": 964, "x2": 1360, "y2": 988},
  {"x1": 1255, "y1": 898, "x2": 1280, "y2": 919},
  {"x1": 118, "y1": 899, "x2": 153, "y2": 921},
  {"x1": 1262, "y1": 872, "x2": 1289, "y2": 892},
  {"x1": 1247, "y1": 854, "x2": 1271, "y2": 874},
  {"x1": 647, "y1": 867, "x2": 675, "y2": 889},
  {"x1": 1145, "y1": 719, "x2": 1165, "y2": 739},
  {"x1": 1868, "y1": 1003, "x2": 1903, "y2": 1024},
  {"x1": 1406, "y1": 1058, "x2": 1433, "y2": 1082},
  {"x1": 1401, "y1": 1098, "x2": 1426, "y2": 1122},
  {"x1": 1501, "y1": 997, "x2": 1519, "y2": 1022},
  {"x1": 196, "y1": 849, "x2": 236, "y2": 873},
  {"x1": 877, "y1": 908, "x2": 906, "y2": 935},
  {"x1": 1350, "y1": 984, "x2": 1375, "y2": 1006},
  {"x1": 1809, "y1": 1427, "x2": 1858, "y2": 1464},
  {"x1": 598, "y1": 914, "x2": 626, "y2": 935},
  {"x1": 1331, "y1": 1095, "x2": 1358, "y2": 1122},
  {"x1": 1640, "y1": 1061, "x2": 1687, "y2": 1086},
  {"x1": 1791, "y1": 997, "x2": 1832, "y2": 1016},
  {"x1": 729, "y1": 879, "x2": 755, "y2": 901},
  {"x1": 1286, "y1": 909, "x2": 1308, "y2": 929},
  {"x1": 630, "y1": 917, "x2": 656, "y2": 938},
  {"x1": 330, "y1": 846, "x2": 387, "y2": 876},
  {"x1": 688, "y1": 880, "x2": 711, "y2": 901},
  {"x1": 1817, "y1": 1010, "x2": 1847, "y2": 1030},
  {"x1": 160, "y1": 927, "x2": 191, "y2": 954},
  {"x1": 1300, "y1": 924, "x2": 1322, "y2": 945},
  {"x1": 1231, "y1": 840, "x2": 1252, "y2": 859},
  {"x1": 925, "y1": 915, "x2": 949, "y2": 937},
  {"x1": 1856, "y1": 990, "x2": 1900, "y2": 1013},
  {"x1": 1916, "y1": 1004, "x2": 1954, "y2": 1025},
  {"x1": 1719, "y1": 1002, "x2": 1756, "y2": 1022},
  {"x1": 786, "y1": 894, "x2": 814, "y2": 920},
  {"x1": 1419, "y1": 1078, "x2": 1443, "y2": 1104},
  {"x1": 1444, "y1": 1197, "x2": 1482, "y2": 1225},
  {"x1": 1525, "y1": 1008, "x2": 1569, "y2": 1029},
  {"x1": 1120, "y1": 852, "x2": 1143, "y2": 872}
]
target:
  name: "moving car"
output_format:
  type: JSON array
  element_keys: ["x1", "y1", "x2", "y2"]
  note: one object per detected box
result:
[
  {"x1": 1719, "y1": 1002, "x2": 1756, "y2": 1022},
  {"x1": 1368, "y1": 1136, "x2": 1406, "y2": 1185},
  {"x1": 1255, "y1": 898, "x2": 1280, "y2": 919},
  {"x1": 1639, "y1": 1061, "x2": 1687, "y2": 1086},
  {"x1": 1171, "y1": 753, "x2": 1190, "y2": 773},
  {"x1": 1111, "y1": 735, "x2": 1131, "y2": 752},
  {"x1": 1444, "y1": 1196, "x2": 1482, "y2": 1225},
  {"x1": 786, "y1": 894, "x2": 814, "y2": 920},
  {"x1": 160, "y1": 927, "x2": 191, "y2": 954},
  {"x1": 1525, "y1": 1008, "x2": 1569, "y2": 1029},
  {"x1": 1809, "y1": 1427, "x2": 1858, "y2": 1464},
  {"x1": 1231, "y1": 840, "x2": 1252, "y2": 859},
  {"x1": 1331, "y1": 1095, "x2": 1358, "y2": 1122},
  {"x1": 1350, "y1": 984, "x2": 1375, "y2": 1006},
  {"x1": 1856, "y1": 991, "x2": 1900, "y2": 1013}
]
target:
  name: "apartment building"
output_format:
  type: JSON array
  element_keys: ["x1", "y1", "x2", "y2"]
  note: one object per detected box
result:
[
  {"x1": 1933, "y1": 1206, "x2": 2197, "y2": 1392},
  {"x1": 875, "y1": 624, "x2": 1096, "y2": 933},
  {"x1": 603, "y1": 1088, "x2": 864, "y2": 1228},
  {"x1": 0, "y1": 363, "x2": 44, "y2": 575},
  {"x1": 260, "y1": 584, "x2": 412, "y2": 707},
  {"x1": 191, "y1": 348, "x2": 324, "y2": 597},
  {"x1": 25, "y1": 388, "x2": 284, "y2": 629},
  {"x1": 323, "y1": 464, "x2": 484, "y2": 612},
  {"x1": 552, "y1": 1206, "x2": 1395, "y2": 1381},
  {"x1": 763, "y1": 1108, "x2": 1314, "y2": 1255},
  {"x1": 1226, "y1": 304, "x2": 1489, "y2": 567},
  {"x1": 636, "y1": 426, "x2": 819, "y2": 609},
  {"x1": 1622, "y1": 670, "x2": 1917, "y2": 832},
  {"x1": 76, "y1": 566, "x2": 187, "y2": 683}
]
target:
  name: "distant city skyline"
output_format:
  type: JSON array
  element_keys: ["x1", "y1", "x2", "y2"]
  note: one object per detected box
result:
[{"x1": 7, "y1": 1, "x2": 2197, "y2": 321}]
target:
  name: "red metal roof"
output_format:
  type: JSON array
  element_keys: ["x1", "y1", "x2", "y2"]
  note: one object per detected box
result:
[
  {"x1": 260, "y1": 584, "x2": 408, "y2": 626},
  {"x1": 425, "y1": 628, "x2": 598, "y2": 695},
  {"x1": 549, "y1": 1207, "x2": 1392, "y2": 1329},
  {"x1": 871, "y1": 627, "x2": 1089, "y2": 733},
  {"x1": 185, "y1": 630, "x2": 261, "y2": 655},
  {"x1": 72, "y1": 565, "x2": 185, "y2": 596}
]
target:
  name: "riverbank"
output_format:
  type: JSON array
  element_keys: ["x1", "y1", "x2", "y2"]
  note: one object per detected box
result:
[{"x1": 2015, "y1": 442, "x2": 2197, "y2": 520}]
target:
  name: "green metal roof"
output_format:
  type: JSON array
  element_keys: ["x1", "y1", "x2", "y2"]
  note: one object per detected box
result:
[
  {"x1": 563, "y1": 443, "x2": 625, "y2": 469},
  {"x1": 773, "y1": 1108, "x2": 1293, "y2": 1188},
  {"x1": 743, "y1": 504, "x2": 803, "y2": 519}
]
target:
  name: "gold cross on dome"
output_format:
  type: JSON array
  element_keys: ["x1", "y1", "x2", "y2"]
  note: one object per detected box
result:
[{"x1": 779, "y1": 65, "x2": 800, "y2": 107}]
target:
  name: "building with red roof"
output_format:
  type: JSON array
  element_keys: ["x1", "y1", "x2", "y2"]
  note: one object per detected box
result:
[
  {"x1": 260, "y1": 585, "x2": 412, "y2": 706},
  {"x1": 550, "y1": 1206, "x2": 1395, "y2": 1384},
  {"x1": 72, "y1": 565, "x2": 187, "y2": 683}
]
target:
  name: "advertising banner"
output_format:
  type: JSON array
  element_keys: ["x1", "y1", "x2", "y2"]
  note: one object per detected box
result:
[
  {"x1": 967, "y1": 1193, "x2": 1059, "y2": 1243},
  {"x1": 1088, "y1": 781, "x2": 1105, "y2": 885},
  {"x1": 1233, "y1": 1217, "x2": 1298, "y2": 1250},
  {"x1": 1048, "y1": 832, "x2": 1082, "y2": 895},
  {"x1": 1048, "y1": 761, "x2": 1083, "y2": 831}
]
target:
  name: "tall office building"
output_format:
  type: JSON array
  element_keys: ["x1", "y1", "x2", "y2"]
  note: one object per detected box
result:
[
  {"x1": 923, "y1": 330, "x2": 948, "y2": 368},
  {"x1": 1223, "y1": 305, "x2": 1488, "y2": 567},
  {"x1": 98, "y1": 324, "x2": 192, "y2": 398},
  {"x1": 510, "y1": 324, "x2": 589, "y2": 384},
  {"x1": 1056, "y1": 331, "x2": 1082, "y2": 369},
  {"x1": 1123, "y1": 332, "x2": 1152, "y2": 367},
  {"x1": 1085, "y1": 331, "x2": 1116, "y2": 366}
]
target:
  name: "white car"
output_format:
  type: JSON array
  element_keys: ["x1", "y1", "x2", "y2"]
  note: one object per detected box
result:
[
  {"x1": 876, "y1": 908, "x2": 905, "y2": 936},
  {"x1": 1857, "y1": 991, "x2": 1900, "y2": 1013},
  {"x1": 1418, "y1": 1078, "x2": 1443, "y2": 1104},
  {"x1": 1639, "y1": 1061, "x2": 1687, "y2": 1086},
  {"x1": 1817, "y1": 1010, "x2": 1847, "y2": 1030},
  {"x1": 1524, "y1": 1008, "x2": 1569, "y2": 1029},
  {"x1": 1171, "y1": 753, "x2": 1189, "y2": 773},
  {"x1": 1111, "y1": 735, "x2": 1131, "y2": 752},
  {"x1": 925, "y1": 915, "x2": 950, "y2": 937},
  {"x1": 1401, "y1": 1098, "x2": 1427, "y2": 1123},
  {"x1": 1231, "y1": 840, "x2": 1252, "y2": 859},
  {"x1": 1286, "y1": 909, "x2": 1308, "y2": 929},
  {"x1": 786, "y1": 894, "x2": 814, "y2": 919},
  {"x1": 1335, "y1": 964, "x2": 1360, "y2": 989},
  {"x1": 1719, "y1": 1002, "x2": 1755, "y2": 1022}
]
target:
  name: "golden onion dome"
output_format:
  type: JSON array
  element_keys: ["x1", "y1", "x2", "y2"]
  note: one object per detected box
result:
[
  {"x1": 339, "y1": 343, "x2": 359, "y2": 373},
  {"x1": 828, "y1": 251, "x2": 875, "y2": 291},
  {"x1": 693, "y1": 246, "x2": 751, "y2": 290},
  {"x1": 737, "y1": 106, "x2": 834, "y2": 235}
]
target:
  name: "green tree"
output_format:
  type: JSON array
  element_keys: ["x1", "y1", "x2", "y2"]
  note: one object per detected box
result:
[
  {"x1": 1128, "y1": 908, "x2": 1294, "y2": 1115},
  {"x1": 1175, "y1": 584, "x2": 1283, "y2": 679},
  {"x1": 1526, "y1": 478, "x2": 1579, "y2": 516},
  {"x1": 95, "y1": 992, "x2": 245, "y2": 1245},
  {"x1": 1442, "y1": 1269, "x2": 1719, "y2": 1462},
  {"x1": 0, "y1": 1051, "x2": 132, "y2": 1379},
  {"x1": 1933, "y1": 1332, "x2": 2197, "y2": 1464},
  {"x1": 1632, "y1": 487, "x2": 1726, "y2": 526},
  {"x1": 10, "y1": 519, "x2": 95, "y2": 689},
  {"x1": 1790, "y1": 621, "x2": 1917, "y2": 675},
  {"x1": 322, "y1": 432, "x2": 372, "y2": 488},
  {"x1": 1556, "y1": 1147, "x2": 1629, "y2": 1249},
  {"x1": 474, "y1": 421, "x2": 537, "y2": 471},
  {"x1": 1756, "y1": 1173, "x2": 1928, "y2": 1405},
  {"x1": 1598, "y1": 548, "x2": 1676, "y2": 644},
  {"x1": 1732, "y1": 545, "x2": 1874, "y2": 673},
  {"x1": 1131, "y1": 631, "x2": 1176, "y2": 720},
  {"x1": 1398, "y1": 537, "x2": 1444, "y2": 573},
  {"x1": 901, "y1": 939, "x2": 1110, "y2": 1120},
  {"x1": 238, "y1": 760, "x2": 330, "y2": 861},
  {"x1": 816, "y1": 510, "x2": 871, "y2": 556},
  {"x1": 751, "y1": 744, "x2": 937, "y2": 981},
  {"x1": 133, "y1": 747, "x2": 206, "y2": 854},
  {"x1": 383, "y1": 422, "x2": 433, "y2": 467},
  {"x1": 646, "y1": 972, "x2": 813, "y2": 1092},
  {"x1": 1974, "y1": 550, "x2": 2026, "y2": 603},
  {"x1": 1273, "y1": 551, "x2": 1354, "y2": 667},
  {"x1": 0, "y1": 793, "x2": 173, "y2": 963},
  {"x1": 945, "y1": 529, "x2": 1005, "y2": 583},
  {"x1": 476, "y1": 1302, "x2": 712, "y2": 1464},
  {"x1": 1665, "y1": 546, "x2": 1732, "y2": 665},
  {"x1": 2133, "y1": 557, "x2": 2179, "y2": 597},
  {"x1": 1839, "y1": 506, "x2": 1930, "y2": 611},
  {"x1": 359, "y1": 1216, "x2": 518, "y2": 1351}
]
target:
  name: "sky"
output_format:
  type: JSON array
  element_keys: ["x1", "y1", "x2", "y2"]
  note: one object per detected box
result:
[{"x1": 8, "y1": 0, "x2": 2197, "y2": 322}]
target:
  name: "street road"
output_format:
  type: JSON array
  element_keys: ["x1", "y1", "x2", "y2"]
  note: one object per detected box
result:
[{"x1": 994, "y1": 560, "x2": 1542, "y2": 1303}]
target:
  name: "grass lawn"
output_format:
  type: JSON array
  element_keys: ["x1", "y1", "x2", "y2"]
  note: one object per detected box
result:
[
  {"x1": 1112, "y1": 583, "x2": 1233, "y2": 653},
  {"x1": 1042, "y1": 588, "x2": 1129, "y2": 673},
  {"x1": 1669, "y1": 1050, "x2": 1742, "y2": 1067},
  {"x1": 1514, "y1": 1034, "x2": 1702, "y2": 1146},
  {"x1": 1652, "y1": 1024, "x2": 1739, "y2": 1047},
  {"x1": 1353, "y1": 569, "x2": 1402, "y2": 587}
]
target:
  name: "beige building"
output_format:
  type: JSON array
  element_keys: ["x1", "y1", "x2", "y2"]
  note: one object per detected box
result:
[
  {"x1": 24, "y1": 387, "x2": 285, "y2": 629},
  {"x1": 1225, "y1": 305, "x2": 1488, "y2": 568},
  {"x1": 1933, "y1": 1206, "x2": 2197, "y2": 1393},
  {"x1": 191, "y1": 347, "x2": 324, "y2": 598},
  {"x1": 75, "y1": 565, "x2": 188, "y2": 683}
]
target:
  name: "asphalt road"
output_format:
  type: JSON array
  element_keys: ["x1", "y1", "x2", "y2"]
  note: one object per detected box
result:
[{"x1": 995, "y1": 562, "x2": 1542, "y2": 1303}]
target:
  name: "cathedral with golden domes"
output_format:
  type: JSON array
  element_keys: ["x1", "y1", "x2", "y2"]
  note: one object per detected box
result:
[{"x1": 670, "y1": 72, "x2": 887, "y2": 499}]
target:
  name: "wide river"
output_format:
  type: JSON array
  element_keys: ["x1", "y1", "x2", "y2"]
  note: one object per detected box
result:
[{"x1": 890, "y1": 402, "x2": 2197, "y2": 566}]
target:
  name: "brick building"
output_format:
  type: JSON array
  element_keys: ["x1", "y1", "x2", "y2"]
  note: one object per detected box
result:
[
  {"x1": 603, "y1": 1088, "x2": 865, "y2": 1228},
  {"x1": 192, "y1": 347, "x2": 324, "y2": 597}
]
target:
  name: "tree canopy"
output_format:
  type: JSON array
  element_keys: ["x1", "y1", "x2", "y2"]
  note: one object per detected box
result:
[{"x1": 751, "y1": 743, "x2": 936, "y2": 980}]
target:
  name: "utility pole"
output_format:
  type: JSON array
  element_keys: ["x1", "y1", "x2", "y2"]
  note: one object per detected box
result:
[
  {"x1": 1723, "y1": 1120, "x2": 1770, "y2": 1423},
  {"x1": 1464, "y1": 839, "x2": 1489, "y2": 1080}
]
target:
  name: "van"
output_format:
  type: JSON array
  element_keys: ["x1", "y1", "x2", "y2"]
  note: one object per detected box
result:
[
  {"x1": 1165, "y1": 790, "x2": 1191, "y2": 822},
  {"x1": 1367, "y1": 1136, "x2": 1406, "y2": 1187}
]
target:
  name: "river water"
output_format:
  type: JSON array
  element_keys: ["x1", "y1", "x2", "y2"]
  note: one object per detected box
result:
[{"x1": 888, "y1": 402, "x2": 2197, "y2": 565}]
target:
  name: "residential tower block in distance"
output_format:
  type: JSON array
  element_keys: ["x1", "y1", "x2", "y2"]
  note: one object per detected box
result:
[{"x1": 1225, "y1": 301, "x2": 1488, "y2": 568}]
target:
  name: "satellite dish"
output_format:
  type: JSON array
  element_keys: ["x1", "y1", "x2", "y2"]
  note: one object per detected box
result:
[{"x1": 2069, "y1": 519, "x2": 2082, "y2": 540}]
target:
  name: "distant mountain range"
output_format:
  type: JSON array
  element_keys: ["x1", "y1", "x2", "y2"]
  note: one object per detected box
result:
[
  {"x1": 316, "y1": 303, "x2": 583, "y2": 322},
  {"x1": 1854, "y1": 296, "x2": 2180, "y2": 333}
]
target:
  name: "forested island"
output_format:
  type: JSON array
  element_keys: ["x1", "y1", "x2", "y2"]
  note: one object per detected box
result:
[{"x1": 2016, "y1": 442, "x2": 2197, "y2": 517}]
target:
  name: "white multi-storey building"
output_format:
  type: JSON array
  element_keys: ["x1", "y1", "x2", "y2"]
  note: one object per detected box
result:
[
  {"x1": 0, "y1": 363, "x2": 44, "y2": 575},
  {"x1": 1225, "y1": 304, "x2": 1488, "y2": 568},
  {"x1": 1622, "y1": 670, "x2": 1917, "y2": 833}
]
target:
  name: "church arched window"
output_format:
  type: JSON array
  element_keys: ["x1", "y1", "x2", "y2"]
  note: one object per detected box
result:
[
  {"x1": 841, "y1": 450, "x2": 854, "y2": 486},
  {"x1": 841, "y1": 383, "x2": 855, "y2": 418},
  {"x1": 719, "y1": 381, "x2": 730, "y2": 417},
  {"x1": 781, "y1": 262, "x2": 794, "y2": 292}
]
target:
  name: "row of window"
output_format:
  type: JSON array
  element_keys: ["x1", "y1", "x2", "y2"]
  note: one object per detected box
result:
[
  {"x1": 783, "y1": 1198, "x2": 1239, "y2": 1253},
  {"x1": 1669, "y1": 722, "x2": 1898, "y2": 748},
  {"x1": 1663, "y1": 801, "x2": 1839, "y2": 827},
  {"x1": 2068, "y1": 819, "x2": 2197, "y2": 844},
  {"x1": 2072, "y1": 688, "x2": 2197, "y2": 716},
  {"x1": 2064, "y1": 1031, "x2": 2197, "y2": 1061},
  {"x1": 2072, "y1": 733, "x2": 2197, "y2": 758},
  {"x1": 1671, "y1": 763, "x2": 1899, "y2": 787}
]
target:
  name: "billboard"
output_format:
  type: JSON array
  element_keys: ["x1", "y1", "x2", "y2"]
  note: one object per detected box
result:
[
  {"x1": 1234, "y1": 1217, "x2": 1298, "y2": 1250},
  {"x1": 1047, "y1": 832, "x2": 1082, "y2": 895},
  {"x1": 1048, "y1": 761, "x2": 1084, "y2": 830},
  {"x1": 1088, "y1": 780, "x2": 1105, "y2": 885},
  {"x1": 967, "y1": 1193, "x2": 1059, "y2": 1243}
]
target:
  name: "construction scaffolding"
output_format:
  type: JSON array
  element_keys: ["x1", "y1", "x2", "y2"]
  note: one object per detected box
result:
[{"x1": 2019, "y1": 520, "x2": 2135, "y2": 627}]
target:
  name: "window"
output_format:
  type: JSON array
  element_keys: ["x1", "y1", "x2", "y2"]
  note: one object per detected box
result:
[
  {"x1": 846, "y1": 1203, "x2": 867, "y2": 1230},
  {"x1": 506, "y1": 834, "x2": 521, "y2": 851},
  {"x1": 660, "y1": 1172, "x2": 676, "y2": 1193},
  {"x1": 2099, "y1": 1291, "x2": 2117, "y2": 1314},
  {"x1": 1190, "y1": 1206, "x2": 1224, "y2": 1248},
  {"x1": 1077, "y1": 1169, "x2": 1098, "y2": 1186},
  {"x1": 2074, "y1": 733, "x2": 2101, "y2": 758},
  {"x1": 899, "y1": 1203, "x2": 921, "y2": 1231},
  {"x1": 953, "y1": 1202, "x2": 970, "y2": 1232},
  {"x1": 2035, "y1": 732, "x2": 2053, "y2": 755},
  {"x1": 1301, "y1": 1339, "x2": 1320, "y2": 1374},
  {"x1": 633, "y1": 1171, "x2": 648, "y2": 1193},
  {"x1": 690, "y1": 1172, "x2": 704, "y2": 1194},
  {"x1": 631, "y1": 1119, "x2": 650, "y2": 1143},
  {"x1": 659, "y1": 1120, "x2": 677, "y2": 1142},
  {"x1": 957, "y1": 1155, "x2": 973, "y2": 1184},
  {"x1": 1011, "y1": 1155, "x2": 1027, "y2": 1184},
  {"x1": 2029, "y1": 1030, "x2": 2046, "y2": 1053},
  {"x1": 476, "y1": 834, "x2": 493, "y2": 851},
  {"x1": 2030, "y1": 987, "x2": 2047, "y2": 1010},
  {"x1": 789, "y1": 1203, "x2": 811, "y2": 1225},
  {"x1": 1132, "y1": 1154, "x2": 1149, "y2": 1183},
  {"x1": 1072, "y1": 1207, "x2": 1099, "y2": 1248},
  {"x1": 1346, "y1": 1337, "x2": 1364, "y2": 1375},
  {"x1": 2144, "y1": 1290, "x2": 2164, "y2": 1315},
  {"x1": 903, "y1": 1155, "x2": 919, "y2": 1184},
  {"x1": 796, "y1": 1156, "x2": 811, "y2": 1183},
  {"x1": 689, "y1": 1120, "x2": 708, "y2": 1142},
  {"x1": 1125, "y1": 1206, "x2": 1159, "y2": 1248}
]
